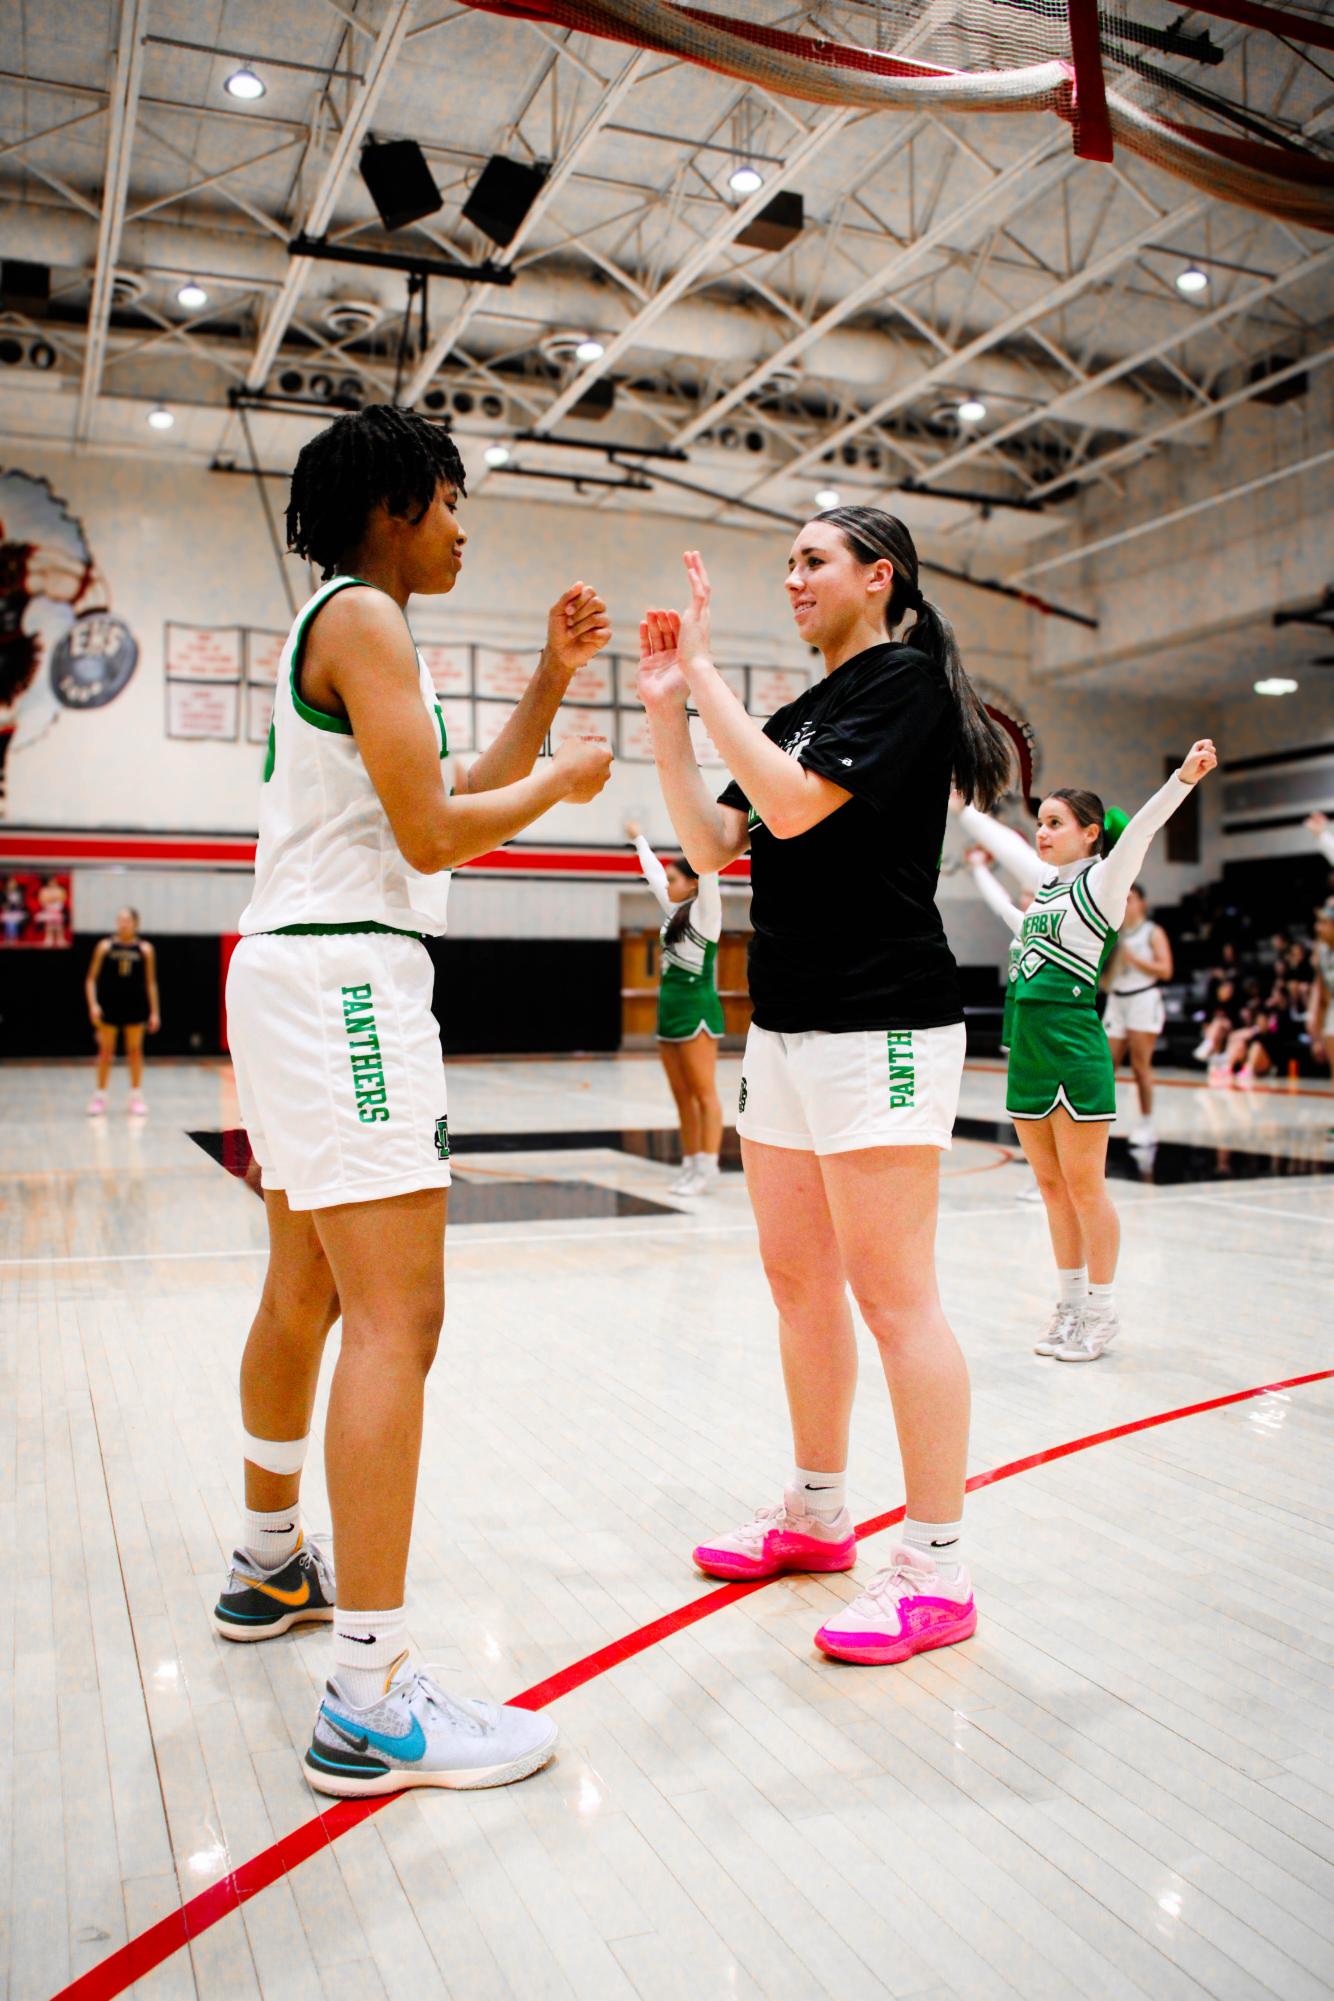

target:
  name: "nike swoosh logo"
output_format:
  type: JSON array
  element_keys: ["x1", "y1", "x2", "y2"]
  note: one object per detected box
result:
[
  {"x1": 263, "y1": 1522, "x2": 295, "y2": 1534},
  {"x1": 323, "y1": 1707, "x2": 427, "y2": 1764},
  {"x1": 929, "y1": 1539, "x2": 959, "y2": 1549},
  {"x1": 243, "y1": 1576, "x2": 311, "y2": 1608},
  {"x1": 338, "y1": 1631, "x2": 376, "y2": 1645}
]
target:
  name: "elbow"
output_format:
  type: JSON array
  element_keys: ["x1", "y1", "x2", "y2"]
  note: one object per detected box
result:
[
  {"x1": 403, "y1": 832, "x2": 457, "y2": 875},
  {"x1": 766, "y1": 808, "x2": 810, "y2": 842}
]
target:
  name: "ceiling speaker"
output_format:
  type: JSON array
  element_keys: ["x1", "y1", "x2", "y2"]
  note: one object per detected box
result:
[
  {"x1": 463, "y1": 156, "x2": 548, "y2": 248},
  {"x1": 359, "y1": 138, "x2": 442, "y2": 231}
]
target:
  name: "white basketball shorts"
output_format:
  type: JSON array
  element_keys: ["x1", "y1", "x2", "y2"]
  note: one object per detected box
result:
[
  {"x1": 735, "y1": 1020, "x2": 966, "y2": 1154},
  {"x1": 227, "y1": 930, "x2": 451, "y2": 1210},
  {"x1": 1102, "y1": 988, "x2": 1165, "y2": 1039}
]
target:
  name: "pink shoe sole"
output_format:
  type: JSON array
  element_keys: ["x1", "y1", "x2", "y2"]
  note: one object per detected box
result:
[
  {"x1": 815, "y1": 1601, "x2": 977, "y2": 1665},
  {"x1": 693, "y1": 1532, "x2": 857, "y2": 1582}
]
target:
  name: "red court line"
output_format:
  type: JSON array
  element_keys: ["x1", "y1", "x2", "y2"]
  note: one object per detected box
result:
[{"x1": 52, "y1": 1365, "x2": 1334, "y2": 2001}]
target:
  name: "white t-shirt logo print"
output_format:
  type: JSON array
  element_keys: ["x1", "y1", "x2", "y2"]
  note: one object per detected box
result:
[{"x1": 781, "y1": 721, "x2": 818, "y2": 760}]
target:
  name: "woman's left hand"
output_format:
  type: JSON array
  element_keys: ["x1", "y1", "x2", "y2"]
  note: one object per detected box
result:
[
  {"x1": 1179, "y1": 738, "x2": 1218, "y2": 784},
  {"x1": 678, "y1": 550, "x2": 713, "y2": 673},
  {"x1": 148, "y1": 1012, "x2": 160, "y2": 1035}
]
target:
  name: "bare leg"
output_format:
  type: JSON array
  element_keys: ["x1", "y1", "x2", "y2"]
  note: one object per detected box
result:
[
  {"x1": 743, "y1": 1138, "x2": 857, "y2": 1471},
  {"x1": 124, "y1": 1023, "x2": 146, "y2": 1091},
  {"x1": 1015, "y1": 1117, "x2": 1084, "y2": 1268},
  {"x1": 314, "y1": 1187, "x2": 446, "y2": 1610},
  {"x1": 819, "y1": 1147, "x2": 968, "y2": 1524},
  {"x1": 96, "y1": 1023, "x2": 117, "y2": 1091},
  {"x1": 1127, "y1": 1029, "x2": 1157, "y2": 1117},
  {"x1": 240, "y1": 1190, "x2": 341, "y2": 1512},
  {"x1": 678, "y1": 1032, "x2": 723, "y2": 1155},
  {"x1": 1050, "y1": 1111, "x2": 1118, "y2": 1283},
  {"x1": 660, "y1": 1042, "x2": 702, "y2": 1156}
]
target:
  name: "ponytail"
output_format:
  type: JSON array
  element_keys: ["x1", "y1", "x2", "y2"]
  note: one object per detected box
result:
[
  {"x1": 663, "y1": 857, "x2": 699, "y2": 948},
  {"x1": 815, "y1": 505, "x2": 1011, "y2": 810}
]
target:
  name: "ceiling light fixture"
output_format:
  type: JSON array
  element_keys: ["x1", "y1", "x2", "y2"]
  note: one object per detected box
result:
[
  {"x1": 1176, "y1": 266, "x2": 1208, "y2": 294},
  {"x1": 729, "y1": 164, "x2": 764, "y2": 196},
  {"x1": 574, "y1": 337, "x2": 605, "y2": 364},
  {"x1": 225, "y1": 65, "x2": 266, "y2": 100},
  {"x1": 176, "y1": 282, "x2": 208, "y2": 309},
  {"x1": 815, "y1": 487, "x2": 840, "y2": 509},
  {"x1": 956, "y1": 397, "x2": 988, "y2": 423},
  {"x1": 484, "y1": 443, "x2": 511, "y2": 468},
  {"x1": 1253, "y1": 676, "x2": 1298, "y2": 696},
  {"x1": 147, "y1": 405, "x2": 175, "y2": 430}
]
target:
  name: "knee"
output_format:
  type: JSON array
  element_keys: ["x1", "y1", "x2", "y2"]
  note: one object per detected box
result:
[
  {"x1": 1064, "y1": 1168, "x2": 1110, "y2": 1210},
  {"x1": 341, "y1": 1289, "x2": 443, "y2": 1374},
  {"x1": 853, "y1": 1292, "x2": 937, "y2": 1354},
  {"x1": 762, "y1": 1252, "x2": 843, "y2": 1325},
  {"x1": 1029, "y1": 1160, "x2": 1066, "y2": 1199}
]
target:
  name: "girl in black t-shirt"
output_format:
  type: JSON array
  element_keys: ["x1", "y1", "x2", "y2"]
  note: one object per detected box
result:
[{"x1": 637, "y1": 509, "x2": 1009, "y2": 1669}]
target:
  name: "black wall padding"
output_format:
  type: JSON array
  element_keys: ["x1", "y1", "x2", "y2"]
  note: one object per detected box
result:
[{"x1": 0, "y1": 933, "x2": 222, "y2": 1057}]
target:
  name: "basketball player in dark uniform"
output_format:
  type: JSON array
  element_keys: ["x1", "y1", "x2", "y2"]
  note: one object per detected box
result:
[{"x1": 85, "y1": 907, "x2": 159, "y2": 1116}]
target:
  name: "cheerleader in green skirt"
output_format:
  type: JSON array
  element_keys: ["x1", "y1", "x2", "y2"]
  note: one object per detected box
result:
[
  {"x1": 628, "y1": 821, "x2": 725, "y2": 1197},
  {"x1": 952, "y1": 739, "x2": 1217, "y2": 1362}
]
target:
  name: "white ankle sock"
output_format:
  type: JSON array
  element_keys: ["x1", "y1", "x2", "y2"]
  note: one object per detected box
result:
[
  {"x1": 242, "y1": 1505, "x2": 301, "y2": 1569},
  {"x1": 1088, "y1": 1280, "x2": 1116, "y2": 1319},
  {"x1": 1057, "y1": 1266, "x2": 1088, "y2": 1308},
  {"x1": 696, "y1": 1152, "x2": 719, "y2": 1173},
  {"x1": 901, "y1": 1516, "x2": 964, "y2": 1580},
  {"x1": 332, "y1": 1606, "x2": 410, "y2": 1708},
  {"x1": 791, "y1": 1466, "x2": 846, "y2": 1523}
]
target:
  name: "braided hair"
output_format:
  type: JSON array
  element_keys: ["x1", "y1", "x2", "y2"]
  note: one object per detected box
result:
[
  {"x1": 286, "y1": 404, "x2": 467, "y2": 580},
  {"x1": 813, "y1": 505, "x2": 1012, "y2": 810}
]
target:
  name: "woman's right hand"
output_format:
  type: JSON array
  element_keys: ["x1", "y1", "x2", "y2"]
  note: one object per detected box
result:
[
  {"x1": 964, "y1": 844, "x2": 990, "y2": 868},
  {"x1": 1179, "y1": 739, "x2": 1218, "y2": 785},
  {"x1": 636, "y1": 610, "x2": 689, "y2": 713},
  {"x1": 552, "y1": 733, "x2": 613, "y2": 804},
  {"x1": 89, "y1": 1004, "x2": 103, "y2": 1027},
  {"x1": 624, "y1": 818, "x2": 642, "y2": 842}
]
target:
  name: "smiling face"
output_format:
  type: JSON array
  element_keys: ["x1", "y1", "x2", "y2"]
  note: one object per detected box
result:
[
  {"x1": 1035, "y1": 795, "x2": 1102, "y2": 867},
  {"x1": 784, "y1": 519, "x2": 893, "y2": 656},
  {"x1": 409, "y1": 480, "x2": 467, "y2": 596}
]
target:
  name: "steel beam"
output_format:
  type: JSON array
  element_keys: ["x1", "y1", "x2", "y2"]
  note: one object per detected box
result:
[
  {"x1": 400, "y1": 47, "x2": 649, "y2": 405},
  {"x1": 76, "y1": 0, "x2": 149, "y2": 441},
  {"x1": 245, "y1": 0, "x2": 416, "y2": 391}
]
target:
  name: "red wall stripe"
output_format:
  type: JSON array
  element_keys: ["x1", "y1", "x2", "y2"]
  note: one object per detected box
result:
[
  {"x1": 49, "y1": 1364, "x2": 1334, "y2": 2001},
  {"x1": 0, "y1": 834, "x2": 751, "y2": 882}
]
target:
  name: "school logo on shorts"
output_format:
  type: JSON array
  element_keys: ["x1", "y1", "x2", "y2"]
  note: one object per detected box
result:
[
  {"x1": 738, "y1": 1076, "x2": 748, "y2": 1113},
  {"x1": 886, "y1": 1030, "x2": 916, "y2": 1110},
  {"x1": 340, "y1": 983, "x2": 390, "y2": 1123},
  {"x1": 434, "y1": 1115, "x2": 449, "y2": 1160}
]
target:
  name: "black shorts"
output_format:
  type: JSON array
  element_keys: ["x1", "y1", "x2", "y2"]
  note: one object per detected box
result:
[{"x1": 98, "y1": 1001, "x2": 148, "y2": 1030}]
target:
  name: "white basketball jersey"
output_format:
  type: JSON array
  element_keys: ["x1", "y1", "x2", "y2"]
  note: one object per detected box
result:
[
  {"x1": 1112, "y1": 917, "x2": 1158, "y2": 994},
  {"x1": 239, "y1": 577, "x2": 453, "y2": 937}
]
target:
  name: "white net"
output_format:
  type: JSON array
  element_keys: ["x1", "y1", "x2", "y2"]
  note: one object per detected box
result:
[{"x1": 472, "y1": 0, "x2": 1334, "y2": 230}]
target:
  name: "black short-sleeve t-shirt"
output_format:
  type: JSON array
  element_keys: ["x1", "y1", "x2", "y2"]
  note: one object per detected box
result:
[{"x1": 718, "y1": 642, "x2": 962, "y2": 1033}]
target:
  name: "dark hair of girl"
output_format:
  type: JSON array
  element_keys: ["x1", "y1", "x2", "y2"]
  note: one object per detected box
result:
[
  {"x1": 286, "y1": 405, "x2": 467, "y2": 580},
  {"x1": 1048, "y1": 786, "x2": 1112, "y2": 856},
  {"x1": 814, "y1": 505, "x2": 1012, "y2": 809},
  {"x1": 664, "y1": 856, "x2": 699, "y2": 948}
]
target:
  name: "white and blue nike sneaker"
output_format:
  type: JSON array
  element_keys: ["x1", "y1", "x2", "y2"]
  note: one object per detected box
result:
[{"x1": 305, "y1": 1658, "x2": 558, "y2": 1797}]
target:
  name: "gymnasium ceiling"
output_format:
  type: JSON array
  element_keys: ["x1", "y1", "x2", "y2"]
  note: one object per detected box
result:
[{"x1": 0, "y1": 0, "x2": 1331, "y2": 592}]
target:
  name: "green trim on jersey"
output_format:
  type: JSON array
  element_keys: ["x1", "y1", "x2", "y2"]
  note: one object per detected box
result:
[
  {"x1": 433, "y1": 702, "x2": 448, "y2": 758},
  {"x1": 290, "y1": 575, "x2": 372, "y2": 735},
  {"x1": 261, "y1": 920, "x2": 425, "y2": 941}
]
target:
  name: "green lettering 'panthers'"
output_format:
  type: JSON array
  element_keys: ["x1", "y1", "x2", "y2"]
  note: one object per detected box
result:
[
  {"x1": 886, "y1": 1029, "x2": 916, "y2": 1110},
  {"x1": 341, "y1": 982, "x2": 390, "y2": 1123}
]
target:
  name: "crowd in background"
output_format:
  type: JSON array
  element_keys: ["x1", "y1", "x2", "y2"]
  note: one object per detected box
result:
[{"x1": 1177, "y1": 814, "x2": 1334, "y2": 1085}]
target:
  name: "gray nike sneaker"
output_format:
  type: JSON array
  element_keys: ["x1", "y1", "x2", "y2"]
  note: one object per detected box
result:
[
  {"x1": 1034, "y1": 1303, "x2": 1083, "y2": 1357},
  {"x1": 305, "y1": 1661, "x2": 558, "y2": 1797}
]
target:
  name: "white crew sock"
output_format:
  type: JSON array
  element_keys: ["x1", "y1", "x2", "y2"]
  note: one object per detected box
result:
[
  {"x1": 791, "y1": 1465, "x2": 847, "y2": 1524},
  {"x1": 695, "y1": 1152, "x2": 719, "y2": 1175},
  {"x1": 242, "y1": 1504, "x2": 301, "y2": 1570},
  {"x1": 1057, "y1": 1266, "x2": 1088, "y2": 1308},
  {"x1": 332, "y1": 1606, "x2": 410, "y2": 1708},
  {"x1": 1087, "y1": 1280, "x2": 1116, "y2": 1321},
  {"x1": 901, "y1": 1516, "x2": 965, "y2": 1582}
]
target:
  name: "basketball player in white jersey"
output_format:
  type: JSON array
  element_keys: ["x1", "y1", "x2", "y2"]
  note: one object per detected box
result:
[
  {"x1": 214, "y1": 406, "x2": 613, "y2": 1796},
  {"x1": 1102, "y1": 883, "x2": 1173, "y2": 1144}
]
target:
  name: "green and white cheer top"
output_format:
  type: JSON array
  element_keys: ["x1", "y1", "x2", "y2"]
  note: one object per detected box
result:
[
  {"x1": 958, "y1": 772, "x2": 1195, "y2": 1009},
  {"x1": 634, "y1": 835, "x2": 722, "y2": 975},
  {"x1": 239, "y1": 576, "x2": 455, "y2": 938}
]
